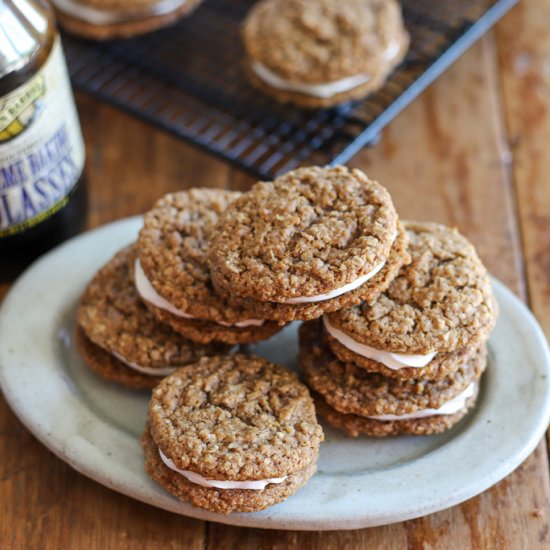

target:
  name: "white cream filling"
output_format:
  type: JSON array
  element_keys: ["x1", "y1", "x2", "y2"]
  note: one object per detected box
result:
[
  {"x1": 159, "y1": 449, "x2": 288, "y2": 490},
  {"x1": 281, "y1": 261, "x2": 386, "y2": 304},
  {"x1": 112, "y1": 351, "x2": 176, "y2": 376},
  {"x1": 382, "y1": 40, "x2": 401, "y2": 62},
  {"x1": 134, "y1": 260, "x2": 265, "y2": 328},
  {"x1": 251, "y1": 61, "x2": 372, "y2": 99},
  {"x1": 52, "y1": 0, "x2": 187, "y2": 26},
  {"x1": 323, "y1": 316, "x2": 437, "y2": 370},
  {"x1": 250, "y1": 40, "x2": 401, "y2": 99},
  {"x1": 368, "y1": 383, "x2": 476, "y2": 421}
]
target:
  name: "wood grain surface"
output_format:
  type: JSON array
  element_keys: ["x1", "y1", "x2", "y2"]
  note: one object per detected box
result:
[{"x1": 1, "y1": 2, "x2": 550, "y2": 548}]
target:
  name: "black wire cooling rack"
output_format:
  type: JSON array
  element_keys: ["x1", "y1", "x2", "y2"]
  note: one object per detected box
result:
[{"x1": 62, "y1": 0, "x2": 517, "y2": 179}]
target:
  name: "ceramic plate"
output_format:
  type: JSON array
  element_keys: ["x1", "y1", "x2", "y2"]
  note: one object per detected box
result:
[{"x1": 1, "y1": 217, "x2": 549, "y2": 531}]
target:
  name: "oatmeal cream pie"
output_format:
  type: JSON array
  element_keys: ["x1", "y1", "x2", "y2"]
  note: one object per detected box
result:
[
  {"x1": 299, "y1": 321, "x2": 486, "y2": 436},
  {"x1": 76, "y1": 245, "x2": 229, "y2": 390},
  {"x1": 208, "y1": 166, "x2": 409, "y2": 323},
  {"x1": 53, "y1": 0, "x2": 203, "y2": 40},
  {"x1": 323, "y1": 221, "x2": 498, "y2": 379},
  {"x1": 137, "y1": 189, "x2": 283, "y2": 344},
  {"x1": 242, "y1": 0, "x2": 409, "y2": 108},
  {"x1": 142, "y1": 354, "x2": 323, "y2": 514},
  {"x1": 312, "y1": 388, "x2": 480, "y2": 437}
]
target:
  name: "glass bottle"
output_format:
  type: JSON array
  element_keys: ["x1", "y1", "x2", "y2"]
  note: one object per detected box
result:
[{"x1": 0, "y1": 0, "x2": 87, "y2": 281}]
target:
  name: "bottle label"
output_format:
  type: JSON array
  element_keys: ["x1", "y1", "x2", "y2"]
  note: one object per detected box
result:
[{"x1": 0, "y1": 37, "x2": 85, "y2": 238}]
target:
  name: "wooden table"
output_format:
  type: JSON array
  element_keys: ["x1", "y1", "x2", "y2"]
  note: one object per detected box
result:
[{"x1": 1, "y1": 1, "x2": 550, "y2": 548}]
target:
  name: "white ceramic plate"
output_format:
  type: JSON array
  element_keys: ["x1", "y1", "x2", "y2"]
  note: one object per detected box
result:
[{"x1": 1, "y1": 217, "x2": 549, "y2": 531}]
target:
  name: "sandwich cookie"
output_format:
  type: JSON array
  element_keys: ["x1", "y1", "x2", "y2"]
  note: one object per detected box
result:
[
  {"x1": 76, "y1": 245, "x2": 228, "y2": 390},
  {"x1": 53, "y1": 0, "x2": 203, "y2": 40},
  {"x1": 142, "y1": 354, "x2": 323, "y2": 514},
  {"x1": 242, "y1": 0, "x2": 409, "y2": 108},
  {"x1": 323, "y1": 221, "x2": 498, "y2": 378},
  {"x1": 312, "y1": 388, "x2": 479, "y2": 437},
  {"x1": 208, "y1": 166, "x2": 410, "y2": 323},
  {"x1": 299, "y1": 321, "x2": 486, "y2": 436},
  {"x1": 137, "y1": 189, "x2": 283, "y2": 344}
]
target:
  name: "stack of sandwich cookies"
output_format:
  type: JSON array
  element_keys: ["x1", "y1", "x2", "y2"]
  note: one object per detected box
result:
[
  {"x1": 242, "y1": 0, "x2": 409, "y2": 108},
  {"x1": 76, "y1": 245, "x2": 229, "y2": 390},
  {"x1": 208, "y1": 166, "x2": 411, "y2": 323},
  {"x1": 300, "y1": 221, "x2": 498, "y2": 436},
  {"x1": 137, "y1": 189, "x2": 284, "y2": 344},
  {"x1": 142, "y1": 354, "x2": 323, "y2": 513},
  {"x1": 300, "y1": 321, "x2": 486, "y2": 437},
  {"x1": 53, "y1": 0, "x2": 203, "y2": 40}
]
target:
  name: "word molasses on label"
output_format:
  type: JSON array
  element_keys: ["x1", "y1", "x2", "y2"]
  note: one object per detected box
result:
[{"x1": 0, "y1": 123, "x2": 81, "y2": 235}]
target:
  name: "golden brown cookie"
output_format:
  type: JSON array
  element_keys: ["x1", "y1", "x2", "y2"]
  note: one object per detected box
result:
[
  {"x1": 137, "y1": 189, "x2": 284, "y2": 344},
  {"x1": 299, "y1": 320, "x2": 487, "y2": 418},
  {"x1": 313, "y1": 389, "x2": 479, "y2": 437},
  {"x1": 325, "y1": 221, "x2": 498, "y2": 355},
  {"x1": 226, "y1": 221, "x2": 410, "y2": 323},
  {"x1": 75, "y1": 326, "x2": 161, "y2": 390},
  {"x1": 142, "y1": 429, "x2": 317, "y2": 514},
  {"x1": 242, "y1": 0, "x2": 409, "y2": 108},
  {"x1": 53, "y1": 0, "x2": 203, "y2": 40},
  {"x1": 143, "y1": 354, "x2": 323, "y2": 513},
  {"x1": 325, "y1": 327, "x2": 483, "y2": 381},
  {"x1": 76, "y1": 245, "x2": 228, "y2": 389},
  {"x1": 208, "y1": 166, "x2": 405, "y2": 322}
]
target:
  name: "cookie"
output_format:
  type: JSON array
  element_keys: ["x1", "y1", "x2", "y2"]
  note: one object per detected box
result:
[
  {"x1": 53, "y1": 0, "x2": 203, "y2": 40},
  {"x1": 137, "y1": 189, "x2": 284, "y2": 344},
  {"x1": 299, "y1": 320, "x2": 487, "y2": 417},
  {"x1": 143, "y1": 354, "x2": 323, "y2": 514},
  {"x1": 142, "y1": 429, "x2": 317, "y2": 514},
  {"x1": 324, "y1": 221, "x2": 498, "y2": 365},
  {"x1": 242, "y1": 0, "x2": 409, "y2": 108},
  {"x1": 325, "y1": 325, "x2": 482, "y2": 381},
  {"x1": 75, "y1": 327, "x2": 160, "y2": 390},
  {"x1": 76, "y1": 245, "x2": 228, "y2": 389},
  {"x1": 208, "y1": 166, "x2": 403, "y2": 321},
  {"x1": 313, "y1": 389, "x2": 479, "y2": 437},
  {"x1": 226, "y1": 220, "x2": 410, "y2": 323}
]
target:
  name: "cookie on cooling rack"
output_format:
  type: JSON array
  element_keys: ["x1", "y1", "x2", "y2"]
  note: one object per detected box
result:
[
  {"x1": 242, "y1": 0, "x2": 409, "y2": 108},
  {"x1": 53, "y1": 0, "x2": 204, "y2": 40}
]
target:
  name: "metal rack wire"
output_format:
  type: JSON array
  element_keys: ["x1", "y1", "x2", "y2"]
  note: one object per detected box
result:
[{"x1": 62, "y1": 0, "x2": 517, "y2": 179}]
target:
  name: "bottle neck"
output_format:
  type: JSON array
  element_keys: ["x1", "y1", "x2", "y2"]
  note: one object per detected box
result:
[{"x1": 0, "y1": 0, "x2": 55, "y2": 95}]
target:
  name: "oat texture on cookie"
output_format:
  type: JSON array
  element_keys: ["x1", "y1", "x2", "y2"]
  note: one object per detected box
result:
[
  {"x1": 148, "y1": 354, "x2": 323, "y2": 480},
  {"x1": 326, "y1": 221, "x2": 498, "y2": 354},
  {"x1": 143, "y1": 354, "x2": 323, "y2": 513},
  {"x1": 137, "y1": 188, "x2": 284, "y2": 343},
  {"x1": 299, "y1": 321, "x2": 487, "y2": 418},
  {"x1": 242, "y1": 0, "x2": 409, "y2": 107},
  {"x1": 208, "y1": 166, "x2": 399, "y2": 302},
  {"x1": 76, "y1": 245, "x2": 228, "y2": 388},
  {"x1": 299, "y1": 220, "x2": 497, "y2": 437}
]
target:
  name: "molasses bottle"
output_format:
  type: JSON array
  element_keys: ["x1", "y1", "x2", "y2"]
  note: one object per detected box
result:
[{"x1": 0, "y1": 0, "x2": 87, "y2": 280}]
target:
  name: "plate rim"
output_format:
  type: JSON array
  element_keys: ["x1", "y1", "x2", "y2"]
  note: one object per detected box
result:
[{"x1": 1, "y1": 216, "x2": 550, "y2": 531}]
